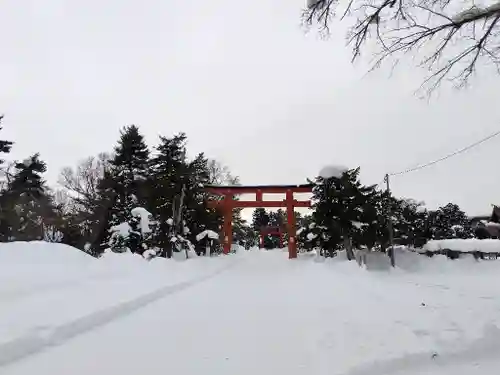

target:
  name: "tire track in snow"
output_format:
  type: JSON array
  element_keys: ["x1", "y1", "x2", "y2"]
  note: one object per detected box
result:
[{"x1": 0, "y1": 257, "x2": 240, "y2": 368}]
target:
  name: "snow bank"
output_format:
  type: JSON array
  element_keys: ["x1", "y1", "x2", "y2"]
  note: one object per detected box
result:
[
  {"x1": 0, "y1": 240, "x2": 239, "y2": 358},
  {"x1": 423, "y1": 239, "x2": 500, "y2": 253},
  {"x1": 0, "y1": 241, "x2": 95, "y2": 265}
]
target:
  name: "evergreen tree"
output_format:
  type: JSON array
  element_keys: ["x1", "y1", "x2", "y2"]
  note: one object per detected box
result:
[
  {"x1": 296, "y1": 213, "x2": 316, "y2": 252},
  {"x1": 252, "y1": 208, "x2": 269, "y2": 231},
  {"x1": 95, "y1": 125, "x2": 150, "y2": 253},
  {"x1": 3, "y1": 154, "x2": 57, "y2": 241},
  {"x1": 312, "y1": 167, "x2": 376, "y2": 259},
  {"x1": 392, "y1": 198, "x2": 429, "y2": 246},
  {"x1": 357, "y1": 190, "x2": 400, "y2": 252},
  {"x1": 237, "y1": 223, "x2": 258, "y2": 249},
  {"x1": 108, "y1": 125, "x2": 150, "y2": 221},
  {"x1": 354, "y1": 189, "x2": 382, "y2": 251},
  {"x1": 148, "y1": 133, "x2": 188, "y2": 257},
  {"x1": 432, "y1": 203, "x2": 472, "y2": 239}
]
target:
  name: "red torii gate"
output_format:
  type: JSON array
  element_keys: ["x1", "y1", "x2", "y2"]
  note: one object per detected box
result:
[{"x1": 205, "y1": 184, "x2": 313, "y2": 259}]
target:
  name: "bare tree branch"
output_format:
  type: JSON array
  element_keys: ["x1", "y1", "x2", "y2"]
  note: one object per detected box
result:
[
  {"x1": 304, "y1": 0, "x2": 500, "y2": 94},
  {"x1": 58, "y1": 153, "x2": 111, "y2": 209},
  {"x1": 207, "y1": 159, "x2": 239, "y2": 185}
]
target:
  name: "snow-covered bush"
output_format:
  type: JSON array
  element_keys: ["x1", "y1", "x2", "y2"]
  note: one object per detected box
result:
[{"x1": 108, "y1": 207, "x2": 155, "y2": 256}]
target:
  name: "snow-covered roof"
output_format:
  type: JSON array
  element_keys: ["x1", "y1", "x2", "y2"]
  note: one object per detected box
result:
[
  {"x1": 195, "y1": 230, "x2": 219, "y2": 242},
  {"x1": 131, "y1": 207, "x2": 154, "y2": 234}
]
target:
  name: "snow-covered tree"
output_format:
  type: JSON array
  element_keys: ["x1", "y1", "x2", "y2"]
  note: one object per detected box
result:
[
  {"x1": 252, "y1": 208, "x2": 269, "y2": 231},
  {"x1": 392, "y1": 198, "x2": 429, "y2": 246},
  {"x1": 108, "y1": 206, "x2": 155, "y2": 255},
  {"x1": 425, "y1": 203, "x2": 473, "y2": 240},
  {"x1": 312, "y1": 167, "x2": 377, "y2": 259},
  {"x1": 148, "y1": 133, "x2": 188, "y2": 257},
  {"x1": 2, "y1": 154, "x2": 58, "y2": 241},
  {"x1": 96, "y1": 125, "x2": 150, "y2": 253},
  {"x1": 296, "y1": 215, "x2": 321, "y2": 253}
]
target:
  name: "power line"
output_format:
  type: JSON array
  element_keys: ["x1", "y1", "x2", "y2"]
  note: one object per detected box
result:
[{"x1": 389, "y1": 129, "x2": 500, "y2": 177}]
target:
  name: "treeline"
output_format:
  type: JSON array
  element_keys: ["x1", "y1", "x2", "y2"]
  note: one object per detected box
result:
[
  {"x1": 0, "y1": 119, "x2": 251, "y2": 257},
  {"x1": 0, "y1": 116, "x2": 494, "y2": 259},
  {"x1": 297, "y1": 168, "x2": 487, "y2": 258}
]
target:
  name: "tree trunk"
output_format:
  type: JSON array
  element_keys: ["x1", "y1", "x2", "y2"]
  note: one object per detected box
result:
[{"x1": 344, "y1": 237, "x2": 355, "y2": 260}]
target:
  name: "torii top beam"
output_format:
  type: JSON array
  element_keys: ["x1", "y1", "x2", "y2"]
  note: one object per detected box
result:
[{"x1": 204, "y1": 184, "x2": 314, "y2": 195}]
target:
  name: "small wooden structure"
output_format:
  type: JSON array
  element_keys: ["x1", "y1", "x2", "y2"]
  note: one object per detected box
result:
[{"x1": 204, "y1": 184, "x2": 313, "y2": 259}]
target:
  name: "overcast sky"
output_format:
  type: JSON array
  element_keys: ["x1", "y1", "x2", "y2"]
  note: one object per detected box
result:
[{"x1": 0, "y1": 0, "x2": 499, "y2": 221}]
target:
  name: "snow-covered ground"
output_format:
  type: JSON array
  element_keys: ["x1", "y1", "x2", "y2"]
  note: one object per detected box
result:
[{"x1": 1, "y1": 242, "x2": 500, "y2": 374}]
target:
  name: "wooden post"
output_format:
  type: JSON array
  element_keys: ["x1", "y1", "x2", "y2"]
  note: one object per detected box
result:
[
  {"x1": 286, "y1": 190, "x2": 297, "y2": 259},
  {"x1": 256, "y1": 189, "x2": 263, "y2": 202}
]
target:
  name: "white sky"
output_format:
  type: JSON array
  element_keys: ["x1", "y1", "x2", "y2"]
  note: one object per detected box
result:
[{"x1": 1, "y1": 0, "x2": 499, "y2": 224}]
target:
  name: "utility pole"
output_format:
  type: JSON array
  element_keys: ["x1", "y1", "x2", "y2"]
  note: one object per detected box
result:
[{"x1": 384, "y1": 174, "x2": 396, "y2": 267}]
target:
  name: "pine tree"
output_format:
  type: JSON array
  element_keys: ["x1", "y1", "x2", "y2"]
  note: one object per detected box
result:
[
  {"x1": 148, "y1": 133, "x2": 188, "y2": 257},
  {"x1": 3, "y1": 154, "x2": 57, "y2": 241},
  {"x1": 181, "y1": 152, "x2": 211, "y2": 236},
  {"x1": 312, "y1": 167, "x2": 376, "y2": 259},
  {"x1": 109, "y1": 125, "x2": 150, "y2": 221},
  {"x1": 96, "y1": 125, "x2": 150, "y2": 253},
  {"x1": 433, "y1": 203, "x2": 472, "y2": 239},
  {"x1": 252, "y1": 208, "x2": 269, "y2": 231},
  {"x1": 392, "y1": 198, "x2": 428, "y2": 247},
  {"x1": 296, "y1": 213, "x2": 316, "y2": 252},
  {"x1": 354, "y1": 189, "x2": 382, "y2": 251}
]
